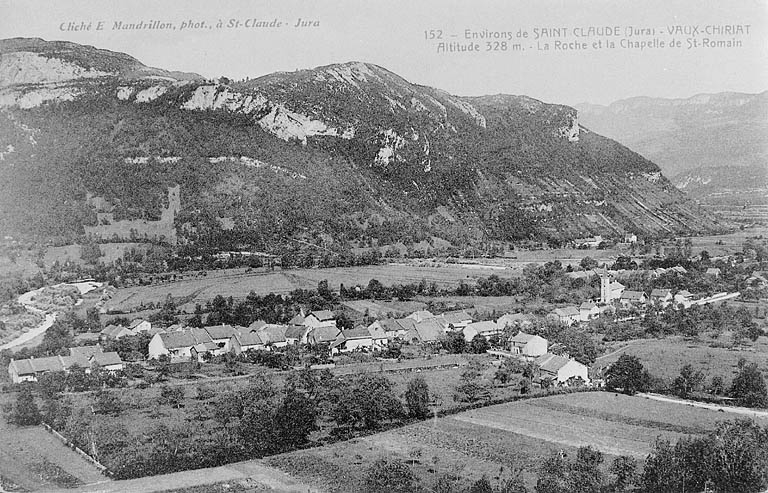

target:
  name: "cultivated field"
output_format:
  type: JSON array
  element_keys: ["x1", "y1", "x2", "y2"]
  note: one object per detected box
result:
[
  {"x1": 102, "y1": 263, "x2": 524, "y2": 314},
  {"x1": 595, "y1": 335, "x2": 768, "y2": 385},
  {"x1": 269, "y1": 391, "x2": 750, "y2": 492},
  {"x1": 683, "y1": 225, "x2": 768, "y2": 257}
]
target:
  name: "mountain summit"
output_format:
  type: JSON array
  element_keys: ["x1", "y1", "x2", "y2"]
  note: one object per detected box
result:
[{"x1": 0, "y1": 38, "x2": 724, "y2": 249}]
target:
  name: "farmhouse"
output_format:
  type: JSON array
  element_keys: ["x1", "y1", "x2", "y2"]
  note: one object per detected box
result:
[
  {"x1": 547, "y1": 306, "x2": 580, "y2": 326},
  {"x1": 509, "y1": 332, "x2": 548, "y2": 357},
  {"x1": 462, "y1": 320, "x2": 501, "y2": 342},
  {"x1": 204, "y1": 324, "x2": 241, "y2": 352},
  {"x1": 536, "y1": 353, "x2": 589, "y2": 384},
  {"x1": 148, "y1": 328, "x2": 218, "y2": 360},
  {"x1": 331, "y1": 327, "x2": 374, "y2": 353},
  {"x1": 406, "y1": 310, "x2": 435, "y2": 323},
  {"x1": 620, "y1": 291, "x2": 648, "y2": 306},
  {"x1": 100, "y1": 324, "x2": 133, "y2": 340},
  {"x1": 437, "y1": 310, "x2": 473, "y2": 331},
  {"x1": 8, "y1": 346, "x2": 124, "y2": 384},
  {"x1": 650, "y1": 288, "x2": 673, "y2": 306},
  {"x1": 366, "y1": 324, "x2": 389, "y2": 348},
  {"x1": 229, "y1": 331, "x2": 265, "y2": 354},
  {"x1": 307, "y1": 325, "x2": 341, "y2": 346},
  {"x1": 578, "y1": 302, "x2": 600, "y2": 322},
  {"x1": 256, "y1": 324, "x2": 289, "y2": 348},
  {"x1": 303, "y1": 310, "x2": 337, "y2": 329},
  {"x1": 284, "y1": 325, "x2": 308, "y2": 345},
  {"x1": 128, "y1": 319, "x2": 152, "y2": 333},
  {"x1": 368, "y1": 318, "x2": 415, "y2": 339},
  {"x1": 405, "y1": 318, "x2": 445, "y2": 344}
]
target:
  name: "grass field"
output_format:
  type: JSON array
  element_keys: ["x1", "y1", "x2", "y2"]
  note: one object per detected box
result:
[
  {"x1": 0, "y1": 400, "x2": 107, "y2": 491},
  {"x1": 103, "y1": 263, "x2": 528, "y2": 314},
  {"x1": 595, "y1": 336, "x2": 768, "y2": 386},
  {"x1": 268, "y1": 391, "x2": 758, "y2": 492}
]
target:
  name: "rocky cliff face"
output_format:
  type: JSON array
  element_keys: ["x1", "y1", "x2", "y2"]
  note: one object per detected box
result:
[{"x1": 0, "y1": 38, "x2": 725, "y2": 246}]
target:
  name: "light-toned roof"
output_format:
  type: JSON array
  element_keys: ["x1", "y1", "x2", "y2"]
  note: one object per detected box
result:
[
  {"x1": 91, "y1": 351, "x2": 123, "y2": 367},
  {"x1": 536, "y1": 353, "x2": 571, "y2": 373},
  {"x1": 248, "y1": 320, "x2": 267, "y2": 331},
  {"x1": 439, "y1": 310, "x2": 473, "y2": 325},
  {"x1": 287, "y1": 314, "x2": 305, "y2": 325},
  {"x1": 579, "y1": 302, "x2": 597, "y2": 310},
  {"x1": 258, "y1": 324, "x2": 288, "y2": 344},
  {"x1": 650, "y1": 288, "x2": 672, "y2": 298},
  {"x1": 510, "y1": 332, "x2": 546, "y2": 345},
  {"x1": 234, "y1": 331, "x2": 264, "y2": 347},
  {"x1": 308, "y1": 325, "x2": 341, "y2": 344},
  {"x1": 367, "y1": 324, "x2": 388, "y2": 340},
  {"x1": 309, "y1": 310, "x2": 336, "y2": 322},
  {"x1": 465, "y1": 320, "x2": 498, "y2": 334},
  {"x1": 410, "y1": 318, "x2": 445, "y2": 342},
  {"x1": 284, "y1": 325, "x2": 306, "y2": 339},
  {"x1": 205, "y1": 324, "x2": 239, "y2": 340},
  {"x1": 128, "y1": 319, "x2": 148, "y2": 329},
  {"x1": 159, "y1": 328, "x2": 213, "y2": 349},
  {"x1": 621, "y1": 291, "x2": 646, "y2": 301},
  {"x1": 340, "y1": 327, "x2": 372, "y2": 340},
  {"x1": 552, "y1": 306, "x2": 580, "y2": 317},
  {"x1": 69, "y1": 346, "x2": 103, "y2": 366}
]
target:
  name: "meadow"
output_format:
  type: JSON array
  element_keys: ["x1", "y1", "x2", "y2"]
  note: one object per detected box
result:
[{"x1": 268, "y1": 391, "x2": 755, "y2": 492}]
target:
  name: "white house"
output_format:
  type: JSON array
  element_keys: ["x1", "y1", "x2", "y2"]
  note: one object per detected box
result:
[
  {"x1": 229, "y1": 331, "x2": 266, "y2": 354},
  {"x1": 331, "y1": 327, "x2": 374, "y2": 353},
  {"x1": 303, "y1": 310, "x2": 337, "y2": 329},
  {"x1": 368, "y1": 318, "x2": 415, "y2": 340},
  {"x1": 285, "y1": 325, "x2": 308, "y2": 345},
  {"x1": 620, "y1": 291, "x2": 648, "y2": 307},
  {"x1": 548, "y1": 306, "x2": 580, "y2": 326},
  {"x1": 650, "y1": 288, "x2": 673, "y2": 307},
  {"x1": 579, "y1": 302, "x2": 600, "y2": 322},
  {"x1": 462, "y1": 320, "x2": 501, "y2": 342},
  {"x1": 367, "y1": 324, "x2": 389, "y2": 348},
  {"x1": 8, "y1": 346, "x2": 123, "y2": 384},
  {"x1": 536, "y1": 353, "x2": 589, "y2": 384},
  {"x1": 100, "y1": 324, "x2": 133, "y2": 340},
  {"x1": 406, "y1": 310, "x2": 435, "y2": 323},
  {"x1": 128, "y1": 319, "x2": 152, "y2": 333},
  {"x1": 437, "y1": 310, "x2": 473, "y2": 331},
  {"x1": 148, "y1": 328, "x2": 216, "y2": 360},
  {"x1": 256, "y1": 324, "x2": 289, "y2": 348},
  {"x1": 204, "y1": 325, "x2": 241, "y2": 352},
  {"x1": 509, "y1": 332, "x2": 548, "y2": 357}
]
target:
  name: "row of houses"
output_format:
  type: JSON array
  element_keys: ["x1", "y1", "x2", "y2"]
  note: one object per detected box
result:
[{"x1": 8, "y1": 346, "x2": 124, "y2": 384}]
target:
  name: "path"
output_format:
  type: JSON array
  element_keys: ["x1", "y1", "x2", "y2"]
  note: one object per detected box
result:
[
  {"x1": 638, "y1": 393, "x2": 768, "y2": 419},
  {"x1": 0, "y1": 282, "x2": 101, "y2": 351},
  {"x1": 594, "y1": 340, "x2": 645, "y2": 365},
  {"x1": 46, "y1": 459, "x2": 321, "y2": 493}
]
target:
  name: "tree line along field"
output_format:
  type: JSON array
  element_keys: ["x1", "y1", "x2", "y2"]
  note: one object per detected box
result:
[
  {"x1": 595, "y1": 335, "x2": 768, "y2": 387},
  {"x1": 102, "y1": 263, "x2": 523, "y2": 314},
  {"x1": 268, "y1": 391, "x2": 765, "y2": 492}
]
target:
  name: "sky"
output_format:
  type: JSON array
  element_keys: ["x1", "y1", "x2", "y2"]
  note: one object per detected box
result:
[{"x1": 1, "y1": 0, "x2": 766, "y2": 106}]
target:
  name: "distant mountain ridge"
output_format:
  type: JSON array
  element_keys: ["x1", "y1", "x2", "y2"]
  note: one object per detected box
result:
[
  {"x1": 0, "y1": 38, "x2": 725, "y2": 250},
  {"x1": 575, "y1": 91, "x2": 768, "y2": 179}
]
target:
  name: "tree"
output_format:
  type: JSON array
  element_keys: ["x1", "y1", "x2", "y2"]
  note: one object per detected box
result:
[
  {"x1": 94, "y1": 390, "x2": 124, "y2": 416},
  {"x1": 405, "y1": 377, "x2": 431, "y2": 419},
  {"x1": 442, "y1": 331, "x2": 467, "y2": 354},
  {"x1": 158, "y1": 385, "x2": 185, "y2": 409},
  {"x1": 9, "y1": 386, "x2": 42, "y2": 426},
  {"x1": 605, "y1": 355, "x2": 649, "y2": 395},
  {"x1": 609, "y1": 456, "x2": 637, "y2": 491},
  {"x1": 671, "y1": 364, "x2": 704, "y2": 399},
  {"x1": 273, "y1": 389, "x2": 317, "y2": 449},
  {"x1": 470, "y1": 334, "x2": 490, "y2": 354},
  {"x1": 579, "y1": 256, "x2": 598, "y2": 270},
  {"x1": 730, "y1": 359, "x2": 768, "y2": 408},
  {"x1": 330, "y1": 374, "x2": 404, "y2": 430},
  {"x1": 363, "y1": 458, "x2": 419, "y2": 493}
]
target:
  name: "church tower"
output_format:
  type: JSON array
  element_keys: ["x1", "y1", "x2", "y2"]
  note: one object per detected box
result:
[{"x1": 600, "y1": 273, "x2": 610, "y2": 304}]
